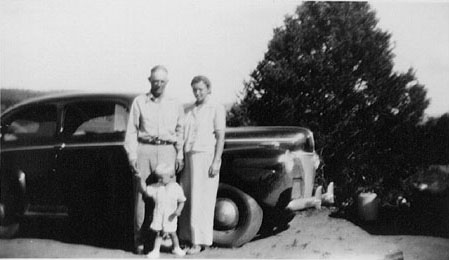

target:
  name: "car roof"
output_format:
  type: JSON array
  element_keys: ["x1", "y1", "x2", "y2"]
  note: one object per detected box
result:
[{"x1": 3, "y1": 91, "x2": 140, "y2": 114}]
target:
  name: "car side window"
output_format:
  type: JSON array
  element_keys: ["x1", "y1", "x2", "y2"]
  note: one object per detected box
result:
[
  {"x1": 62, "y1": 101, "x2": 128, "y2": 142},
  {"x1": 1, "y1": 104, "x2": 57, "y2": 145}
]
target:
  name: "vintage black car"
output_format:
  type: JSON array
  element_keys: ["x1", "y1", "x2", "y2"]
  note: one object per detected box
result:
[{"x1": 0, "y1": 92, "x2": 320, "y2": 249}]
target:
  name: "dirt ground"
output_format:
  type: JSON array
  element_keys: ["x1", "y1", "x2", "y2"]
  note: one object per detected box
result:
[{"x1": 1, "y1": 207, "x2": 448, "y2": 259}]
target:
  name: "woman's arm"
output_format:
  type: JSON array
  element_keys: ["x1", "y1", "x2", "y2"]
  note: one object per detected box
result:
[
  {"x1": 209, "y1": 103, "x2": 226, "y2": 177},
  {"x1": 212, "y1": 130, "x2": 225, "y2": 163}
]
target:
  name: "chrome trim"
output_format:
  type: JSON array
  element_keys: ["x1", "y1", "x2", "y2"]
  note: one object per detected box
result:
[
  {"x1": 0, "y1": 145, "x2": 55, "y2": 152},
  {"x1": 226, "y1": 137, "x2": 300, "y2": 143},
  {"x1": 23, "y1": 210, "x2": 69, "y2": 218},
  {"x1": 291, "y1": 150, "x2": 318, "y2": 157},
  {"x1": 1, "y1": 142, "x2": 124, "y2": 152},
  {"x1": 61, "y1": 142, "x2": 124, "y2": 149},
  {"x1": 23, "y1": 205, "x2": 69, "y2": 218}
]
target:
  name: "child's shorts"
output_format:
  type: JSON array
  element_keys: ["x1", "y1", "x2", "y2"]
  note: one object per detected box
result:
[{"x1": 150, "y1": 216, "x2": 178, "y2": 233}]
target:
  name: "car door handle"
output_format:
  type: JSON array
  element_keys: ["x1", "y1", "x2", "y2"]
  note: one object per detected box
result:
[
  {"x1": 55, "y1": 143, "x2": 66, "y2": 150},
  {"x1": 54, "y1": 143, "x2": 66, "y2": 160}
]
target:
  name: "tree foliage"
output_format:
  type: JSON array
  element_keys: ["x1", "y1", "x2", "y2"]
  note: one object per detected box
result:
[
  {"x1": 228, "y1": 2, "x2": 430, "y2": 203},
  {"x1": 418, "y1": 114, "x2": 449, "y2": 166}
]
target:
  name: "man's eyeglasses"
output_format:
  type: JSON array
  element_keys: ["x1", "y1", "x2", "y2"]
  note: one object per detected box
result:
[{"x1": 148, "y1": 77, "x2": 167, "y2": 84}]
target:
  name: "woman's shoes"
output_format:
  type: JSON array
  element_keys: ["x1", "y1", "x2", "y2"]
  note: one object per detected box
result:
[
  {"x1": 186, "y1": 245, "x2": 203, "y2": 255},
  {"x1": 134, "y1": 244, "x2": 144, "y2": 255}
]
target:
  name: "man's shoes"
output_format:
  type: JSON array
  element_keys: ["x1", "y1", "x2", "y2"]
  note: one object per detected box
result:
[
  {"x1": 172, "y1": 247, "x2": 186, "y2": 256},
  {"x1": 146, "y1": 250, "x2": 160, "y2": 259}
]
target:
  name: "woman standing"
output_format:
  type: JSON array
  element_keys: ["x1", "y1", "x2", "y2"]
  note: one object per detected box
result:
[{"x1": 178, "y1": 75, "x2": 226, "y2": 254}]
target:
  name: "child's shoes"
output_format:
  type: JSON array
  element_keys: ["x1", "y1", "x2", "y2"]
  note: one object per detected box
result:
[
  {"x1": 172, "y1": 247, "x2": 186, "y2": 256},
  {"x1": 146, "y1": 250, "x2": 160, "y2": 259}
]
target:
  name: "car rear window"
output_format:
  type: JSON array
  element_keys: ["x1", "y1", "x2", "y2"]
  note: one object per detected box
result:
[{"x1": 1, "y1": 104, "x2": 57, "y2": 145}]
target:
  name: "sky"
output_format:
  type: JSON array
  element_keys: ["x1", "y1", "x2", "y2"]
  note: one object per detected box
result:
[{"x1": 1, "y1": 0, "x2": 448, "y2": 116}]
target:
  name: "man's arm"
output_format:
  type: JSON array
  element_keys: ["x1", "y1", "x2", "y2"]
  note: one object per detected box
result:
[
  {"x1": 124, "y1": 98, "x2": 140, "y2": 172},
  {"x1": 133, "y1": 175, "x2": 147, "y2": 195},
  {"x1": 174, "y1": 102, "x2": 185, "y2": 173}
]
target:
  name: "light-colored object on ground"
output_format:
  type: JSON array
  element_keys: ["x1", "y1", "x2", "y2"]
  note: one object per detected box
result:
[
  {"x1": 286, "y1": 182, "x2": 334, "y2": 211},
  {"x1": 286, "y1": 186, "x2": 322, "y2": 210},
  {"x1": 384, "y1": 250, "x2": 404, "y2": 260},
  {"x1": 322, "y1": 182, "x2": 335, "y2": 205},
  {"x1": 357, "y1": 192, "x2": 380, "y2": 221}
]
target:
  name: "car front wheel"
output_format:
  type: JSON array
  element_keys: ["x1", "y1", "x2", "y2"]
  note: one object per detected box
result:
[{"x1": 213, "y1": 183, "x2": 263, "y2": 247}]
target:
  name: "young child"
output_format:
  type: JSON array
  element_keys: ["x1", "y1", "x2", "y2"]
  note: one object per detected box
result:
[{"x1": 134, "y1": 163, "x2": 186, "y2": 258}]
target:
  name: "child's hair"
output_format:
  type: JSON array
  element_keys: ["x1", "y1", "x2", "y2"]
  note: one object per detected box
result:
[{"x1": 154, "y1": 163, "x2": 174, "y2": 178}]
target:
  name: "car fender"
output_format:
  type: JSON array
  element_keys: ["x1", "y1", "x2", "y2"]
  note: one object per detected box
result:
[{"x1": 221, "y1": 146, "x2": 292, "y2": 208}]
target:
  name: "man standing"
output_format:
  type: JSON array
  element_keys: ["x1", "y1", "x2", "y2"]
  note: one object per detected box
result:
[{"x1": 124, "y1": 65, "x2": 184, "y2": 254}]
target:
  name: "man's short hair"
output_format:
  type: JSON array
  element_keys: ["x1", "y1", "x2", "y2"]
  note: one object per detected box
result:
[{"x1": 151, "y1": 65, "x2": 168, "y2": 75}]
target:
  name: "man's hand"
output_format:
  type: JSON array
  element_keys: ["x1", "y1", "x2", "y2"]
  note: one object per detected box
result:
[
  {"x1": 175, "y1": 158, "x2": 184, "y2": 173},
  {"x1": 129, "y1": 159, "x2": 138, "y2": 174}
]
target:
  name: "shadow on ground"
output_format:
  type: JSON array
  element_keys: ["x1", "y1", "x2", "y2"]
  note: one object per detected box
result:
[
  {"x1": 330, "y1": 205, "x2": 449, "y2": 238},
  {"x1": 16, "y1": 216, "x2": 134, "y2": 251}
]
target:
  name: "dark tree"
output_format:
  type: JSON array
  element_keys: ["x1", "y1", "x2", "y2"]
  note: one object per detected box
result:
[
  {"x1": 419, "y1": 114, "x2": 449, "y2": 166},
  {"x1": 228, "y1": 2, "x2": 429, "y2": 203}
]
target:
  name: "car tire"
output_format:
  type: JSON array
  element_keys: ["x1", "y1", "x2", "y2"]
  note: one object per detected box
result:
[
  {"x1": 0, "y1": 203, "x2": 20, "y2": 238},
  {"x1": 213, "y1": 183, "x2": 263, "y2": 247}
]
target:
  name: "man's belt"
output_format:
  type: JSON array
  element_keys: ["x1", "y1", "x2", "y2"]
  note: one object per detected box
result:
[{"x1": 138, "y1": 136, "x2": 175, "y2": 145}]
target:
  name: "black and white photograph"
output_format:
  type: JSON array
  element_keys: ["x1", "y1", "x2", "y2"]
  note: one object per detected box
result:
[{"x1": 1, "y1": 1, "x2": 449, "y2": 259}]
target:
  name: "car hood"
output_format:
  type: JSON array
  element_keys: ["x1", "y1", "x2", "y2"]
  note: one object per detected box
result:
[{"x1": 224, "y1": 126, "x2": 315, "y2": 152}]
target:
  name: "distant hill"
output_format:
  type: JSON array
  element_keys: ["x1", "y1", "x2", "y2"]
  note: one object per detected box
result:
[{"x1": 0, "y1": 88, "x2": 62, "y2": 114}]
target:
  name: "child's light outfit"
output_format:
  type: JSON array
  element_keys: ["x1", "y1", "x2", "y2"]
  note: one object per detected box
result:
[{"x1": 146, "y1": 181, "x2": 186, "y2": 233}]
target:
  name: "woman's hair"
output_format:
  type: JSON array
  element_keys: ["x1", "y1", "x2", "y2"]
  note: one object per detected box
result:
[{"x1": 191, "y1": 75, "x2": 211, "y2": 90}]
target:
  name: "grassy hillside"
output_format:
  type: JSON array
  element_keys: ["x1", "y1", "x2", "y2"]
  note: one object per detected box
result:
[{"x1": 0, "y1": 88, "x2": 60, "y2": 114}]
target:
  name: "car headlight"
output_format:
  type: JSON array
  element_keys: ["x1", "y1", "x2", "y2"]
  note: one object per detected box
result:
[{"x1": 312, "y1": 153, "x2": 321, "y2": 170}]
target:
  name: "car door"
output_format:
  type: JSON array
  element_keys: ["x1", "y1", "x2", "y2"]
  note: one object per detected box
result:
[
  {"x1": 56, "y1": 99, "x2": 133, "y2": 246},
  {"x1": 0, "y1": 103, "x2": 64, "y2": 215}
]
